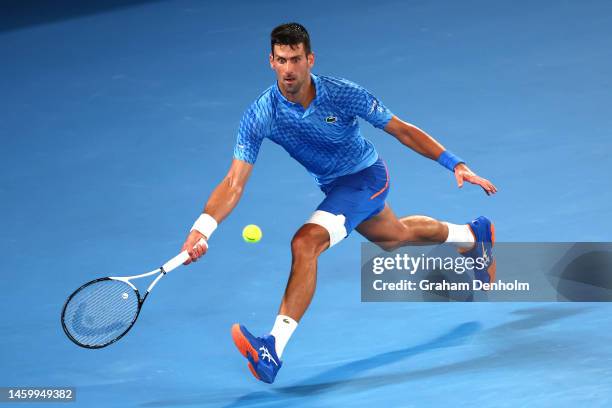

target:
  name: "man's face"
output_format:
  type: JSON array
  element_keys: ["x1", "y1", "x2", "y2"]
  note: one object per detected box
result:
[{"x1": 269, "y1": 43, "x2": 314, "y2": 95}]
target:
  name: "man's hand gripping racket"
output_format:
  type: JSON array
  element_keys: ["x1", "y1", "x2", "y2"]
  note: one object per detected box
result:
[{"x1": 181, "y1": 230, "x2": 208, "y2": 265}]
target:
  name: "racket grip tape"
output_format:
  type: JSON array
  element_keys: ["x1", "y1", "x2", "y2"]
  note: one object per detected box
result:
[{"x1": 162, "y1": 238, "x2": 207, "y2": 273}]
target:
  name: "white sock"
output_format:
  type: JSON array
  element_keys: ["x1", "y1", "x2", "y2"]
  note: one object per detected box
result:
[
  {"x1": 444, "y1": 222, "x2": 475, "y2": 249},
  {"x1": 270, "y1": 315, "x2": 298, "y2": 359}
]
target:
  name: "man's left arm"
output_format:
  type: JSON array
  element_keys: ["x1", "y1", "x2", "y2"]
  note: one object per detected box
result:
[{"x1": 384, "y1": 115, "x2": 498, "y2": 195}]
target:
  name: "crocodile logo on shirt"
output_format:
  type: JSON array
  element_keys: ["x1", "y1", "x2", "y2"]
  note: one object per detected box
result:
[{"x1": 325, "y1": 116, "x2": 337, "y2": 123}]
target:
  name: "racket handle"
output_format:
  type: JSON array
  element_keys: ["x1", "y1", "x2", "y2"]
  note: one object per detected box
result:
[{"x1": 162, "y1": 238, "x2": 208, "y2": 273}]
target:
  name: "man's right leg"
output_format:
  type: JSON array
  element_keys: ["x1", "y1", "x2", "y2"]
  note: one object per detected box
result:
[
  {"x1": 278, "y1": 223, "x2": 330, "y2": 321},
  {"x1": 231, "y1": 222, "x2": 331, "y2": 384}
]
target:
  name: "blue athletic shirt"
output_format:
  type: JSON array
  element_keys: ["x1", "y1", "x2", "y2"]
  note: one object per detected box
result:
[{"x1": 233, "y1": 74, "x2": 393, "y2": 185}]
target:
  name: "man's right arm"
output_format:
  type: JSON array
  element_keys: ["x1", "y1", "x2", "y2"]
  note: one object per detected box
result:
[{"x1": 182, "y1": 158, "x2": 254, "y2": 264}]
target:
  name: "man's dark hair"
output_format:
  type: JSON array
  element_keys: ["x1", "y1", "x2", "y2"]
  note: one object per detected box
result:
[{"x1": 270, "y1": 23, "x2": 311, "y2": 56}]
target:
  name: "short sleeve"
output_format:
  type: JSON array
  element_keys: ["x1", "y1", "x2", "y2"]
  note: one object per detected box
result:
[
  {"x1": 233, "y1": 103, "x2": 268, "y2": 164},
  {"x1": 338, "y1": 80, "x2": 393, "y2": 129}
]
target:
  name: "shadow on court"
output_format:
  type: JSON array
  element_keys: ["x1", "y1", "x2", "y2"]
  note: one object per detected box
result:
[
  {"x1": 223, "y1": 307, "x2": 590, "y2": 407},
  {"x1": 139, "y1": 306, "x2": 590, "y2": 407},
  {"x1": 276, "y1": 321, "x2": 482, "y2": 397},
  {"x1": 0, "y1": 0, "x2": 167, "y2": 33}
]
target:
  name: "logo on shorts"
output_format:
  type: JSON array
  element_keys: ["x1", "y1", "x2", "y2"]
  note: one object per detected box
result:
[{"x1": 325, "y1": 115, "x2": 337, "y2": 123}]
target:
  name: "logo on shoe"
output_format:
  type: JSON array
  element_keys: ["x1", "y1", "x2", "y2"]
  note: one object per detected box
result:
[
  {"x1": 482, "y1": 243, "x2": 490, "y2": 264},
  {"x1": 259, "y1": 346, "x2": 278, "y2": 366}
]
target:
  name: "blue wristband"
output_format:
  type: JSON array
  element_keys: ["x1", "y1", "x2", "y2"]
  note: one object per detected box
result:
[{"x1": 437, "y1": 151, "x2": 464, "y2": 172}]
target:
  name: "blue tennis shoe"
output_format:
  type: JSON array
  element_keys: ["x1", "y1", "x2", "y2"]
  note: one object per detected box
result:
[
  {"x1": 231, "y1": 324, "x2": 282, "y2": 384},
  {"x1": 462, "y1": 216, "x2": 496, "y2": 284}
]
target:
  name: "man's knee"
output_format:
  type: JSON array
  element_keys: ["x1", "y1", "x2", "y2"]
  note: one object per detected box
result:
[{"x1": 291, "y1": 224, "x2": 330, "y2": 257}]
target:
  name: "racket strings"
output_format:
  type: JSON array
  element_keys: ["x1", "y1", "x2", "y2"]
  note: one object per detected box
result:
[{"x1": 63, "y1": 279, "x2": 140, "y2": 347}]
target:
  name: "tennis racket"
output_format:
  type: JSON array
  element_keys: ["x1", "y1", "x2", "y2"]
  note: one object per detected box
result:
[{"x1": 61, "y1": 239, "x2": 205, "y2": 349}]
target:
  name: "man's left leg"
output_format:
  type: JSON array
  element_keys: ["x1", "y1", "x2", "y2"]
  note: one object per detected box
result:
[
  {"x1": 356, "y1": 203, "x2": 496, "y2": 280},
  {"x1": 355, "y1": 204, "x2": 449, "y2": 251}
]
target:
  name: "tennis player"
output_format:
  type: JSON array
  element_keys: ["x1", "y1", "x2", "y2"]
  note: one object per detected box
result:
[{"x1": 181, "y1": 23, "x2": 497, "y2": 384}]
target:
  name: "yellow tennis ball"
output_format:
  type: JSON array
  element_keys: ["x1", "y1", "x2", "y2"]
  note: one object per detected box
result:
[{"x1": 242, "y1": 224, "x2": 262, "y2": 243}]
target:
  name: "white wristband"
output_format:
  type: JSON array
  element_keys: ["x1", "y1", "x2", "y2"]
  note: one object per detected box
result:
[{"x1": 191, "y1": 213, "x2": 218, "y2": 239}]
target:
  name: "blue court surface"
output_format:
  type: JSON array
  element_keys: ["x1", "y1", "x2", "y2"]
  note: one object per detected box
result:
[{"x1": 1, "y1": 0, "x2": 612, "y2": 406}]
